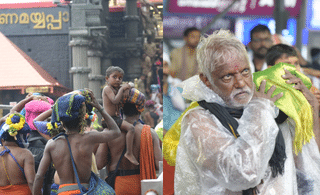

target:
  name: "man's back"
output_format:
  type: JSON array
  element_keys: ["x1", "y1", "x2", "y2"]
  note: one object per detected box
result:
[
  {"x1": 46, "y1": 133, "x2": 97, "y2": 184},
  {"x1": 0, "y1": 145, "x2": 33, "y2": 186},
  {"x1": 108, "y1": 123, "x2": 142, "y2": 171}
]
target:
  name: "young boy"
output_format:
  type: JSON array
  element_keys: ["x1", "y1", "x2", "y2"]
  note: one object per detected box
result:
[
  {"x1": 102, "y1": 66, "x2": 139, "y2": 165},
  {"x1": 266, "y1": 44, "x2": 320, "y2": 104}
]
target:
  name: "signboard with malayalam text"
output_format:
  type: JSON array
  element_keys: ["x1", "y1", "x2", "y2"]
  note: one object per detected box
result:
[{"x1": 0, "y1": 7, "x2": 70, "y2": 36}]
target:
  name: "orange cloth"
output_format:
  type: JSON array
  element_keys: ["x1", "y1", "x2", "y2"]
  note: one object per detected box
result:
[
  {"x1": 114, "y1": 174, "x2": 141, "y2": 195},
  {"x1": 58, "y1": 183, "x2": 81, "y2": 195},
  {"x1": 0, "y1": 183, "x2": 32, "y2": 195},
  {"x1": 163, "y1": 158, "x2": 175, "y2": 195},
  {"x1": 140, "y1": 125, "x2": 156, "y2": 180}
]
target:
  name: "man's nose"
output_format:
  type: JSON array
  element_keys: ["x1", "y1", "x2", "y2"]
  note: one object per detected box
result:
[{"x1": 234, "y1": 74, "x2": 245, "y2": 88}]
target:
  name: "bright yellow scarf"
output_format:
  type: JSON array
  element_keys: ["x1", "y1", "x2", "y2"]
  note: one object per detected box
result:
[
  {"x1": 163, "y1": 102, "x2": 199, "y2": 166},
  {"x1": 253, "y1": 63, "x2": 314, "y2": 154}
]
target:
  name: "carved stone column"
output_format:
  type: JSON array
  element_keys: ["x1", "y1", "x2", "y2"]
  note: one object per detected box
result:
[
  {"x1": 69, "y1": 0, "x2": 108, "y2": 91},
  {"x1": 125, "y1": 47, "x2": 142, "y2": 81},
  {"x1": 124, "y1": 0, "x2": 142, "y2": 82},
  {"x1": 69, "y1": 38, "x2": 91, "y2": 90},
  {"x1": 124, "y1": 0, "x2": 140, "y2": 39},
  {"x1": 87, "y1": 40, "x2": 104, "y2": 100}
]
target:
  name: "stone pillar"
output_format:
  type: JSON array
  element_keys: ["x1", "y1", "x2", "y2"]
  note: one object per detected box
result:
[
  {"x1": 69, "y1": 38, "x2": 91, "y2": 90},
  {"x1": 124, "y1": 0, "x2": 140, "y2": 39},
  {"x1": 69, "y1": 0, "x2": 108, "y2": 91},
  {"x1": 125, "y1": 49, "x2": 141, "y2": 81},
  {"x1": 87, "y1": 43, "x2": 104, "y2": 100},
  {"x1": 124, "y1": 0, "x2": 142, "y2": 82}
]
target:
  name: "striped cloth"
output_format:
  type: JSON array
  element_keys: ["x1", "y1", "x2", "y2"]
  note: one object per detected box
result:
[{"x1": 122, "y1": 88, "x2": 146, "y2": 113}]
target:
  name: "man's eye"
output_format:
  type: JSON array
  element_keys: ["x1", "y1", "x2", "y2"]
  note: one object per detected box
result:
[
  {"x1": 222, "y1": 75, "x2": 232, "y2": 80},
  {"x1": 242, "y1": 68, "x2": 250, "y2": 75}
]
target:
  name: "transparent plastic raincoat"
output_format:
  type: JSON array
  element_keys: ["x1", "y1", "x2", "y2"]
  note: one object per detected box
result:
[{"x1": 174, "y1": 76, "x2": 320, "y2": 195}]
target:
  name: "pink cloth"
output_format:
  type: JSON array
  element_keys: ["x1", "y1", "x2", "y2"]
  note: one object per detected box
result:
[
  {"x1": 46, "y1": 97, "x2": 54, "y2": 105},
  {"x1": 25, "y1": 100, "x2": 52, "y2": 130}
]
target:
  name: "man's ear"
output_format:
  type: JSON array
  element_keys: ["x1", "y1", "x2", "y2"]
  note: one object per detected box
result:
[{"x1": 199, "y1": 73, "x2": 212, "y2": 89}]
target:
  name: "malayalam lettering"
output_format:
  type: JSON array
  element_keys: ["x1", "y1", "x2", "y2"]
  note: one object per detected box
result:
[
  {"x1": 19, "y1": 13, "x2": 29, "y2": 24},
  {"x1": 0, "y1": 13, "x2": 19, "y2": 24},
  {"x1": 0, "y1": 11, "x2": 69, "y2": 30}
]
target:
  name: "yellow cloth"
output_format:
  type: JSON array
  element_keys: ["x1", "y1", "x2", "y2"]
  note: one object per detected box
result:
[
  {"x1": 253, "y1": 63, "x2": 314, "y2": 154},
  {"x1": 91, "y1": 153, "x2": 99, "y2": 175},
  {"x1": 155, "y1": 120, "x2": 163, "y2": 141},
  {"x1": 163, "y1": 101, "x2": 199, "y2": 166}
]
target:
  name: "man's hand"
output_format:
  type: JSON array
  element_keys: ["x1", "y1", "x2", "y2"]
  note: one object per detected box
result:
[
  {"x1": 87, "y1": 89, "x2": 101, "y2": 109},
  {"x1": 254, "y1": 80, "x2": 283, "y2": 103},
  {"x1": 282, "y1": 68, "x2": 319, "y2": 108},
  {"x1": 313, "y1": 90, "x2": 320, "y2": 107}
]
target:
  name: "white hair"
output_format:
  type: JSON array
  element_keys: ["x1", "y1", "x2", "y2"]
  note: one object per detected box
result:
[{"x1": 197, "y1": 30, "x2": 249, "y2": 84}]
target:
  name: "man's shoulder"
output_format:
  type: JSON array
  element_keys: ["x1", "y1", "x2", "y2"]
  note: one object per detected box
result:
[
  {"x1": 46, "y1": 137, "x2": 63, "y2": 150},
  {"x1": 13, "y1": 147, "x2": 34, "y2": 159},
  {"x1": 181, "y1": 105, "x2": 216, "y2": 124},
  {"x1": 171, "y1": 47, "x2": 183, "y2": 54}
]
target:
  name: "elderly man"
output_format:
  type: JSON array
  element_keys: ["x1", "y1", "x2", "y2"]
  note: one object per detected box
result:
[{"x1": 172, "y1": 30, "x2": 320, "y2": 194}]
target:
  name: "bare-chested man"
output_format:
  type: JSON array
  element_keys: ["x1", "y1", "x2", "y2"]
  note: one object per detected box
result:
[
  {"x1": 0, "y1": 113, "x2": 35, "y2": 194},
  {"x1": 102, "y1": 66, "x2": 139, "y2": 165},
  {"x1": 96, "y1": 88, "x2": 162, "y2": 195},
  {"x1": 33, "y1": 90, "x2": 121, "y2": 195}
]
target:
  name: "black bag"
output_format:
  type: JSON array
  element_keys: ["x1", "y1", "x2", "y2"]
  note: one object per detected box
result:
[
  {"x1": 105, "y1": 148, "x2": 126, "y2": 189},
  {"x1": 105, "y1": 171, "x2": 117, "y2": 189}
]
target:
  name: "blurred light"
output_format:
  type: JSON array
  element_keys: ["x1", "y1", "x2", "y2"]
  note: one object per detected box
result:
[
  {"x1": 236, "y1": 17, "x2": 296, "y2": 46},
  {"x1": 302, "y1": 28, "x2": 309, "y2": 45},
  {"x1": 306, "y1": 0, "x2": 320, "y2": 30},
  {"x1": 235, "y1": 18, "x2": 244, "y2": 43}
]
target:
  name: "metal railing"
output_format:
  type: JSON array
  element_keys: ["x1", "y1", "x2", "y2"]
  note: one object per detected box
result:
[{"x1": 0, "y1": 104, "x2": 13, "y2": 110}]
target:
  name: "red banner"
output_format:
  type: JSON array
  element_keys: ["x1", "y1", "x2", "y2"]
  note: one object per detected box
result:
[{"x1": 168, "y1": 0, "x2": 302, "y2": 17}]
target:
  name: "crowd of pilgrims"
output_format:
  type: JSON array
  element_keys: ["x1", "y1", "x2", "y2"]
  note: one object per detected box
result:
[{"x1": 0, "y1": 65, "x2": 163, "y2": 195}]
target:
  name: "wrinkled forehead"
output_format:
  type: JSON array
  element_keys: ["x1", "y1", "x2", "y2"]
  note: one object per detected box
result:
[{"x1": 214, "y1": 53, "x2": 249, "y2": 72}]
